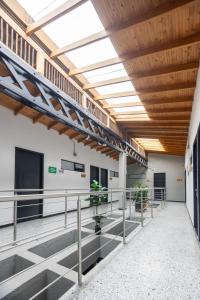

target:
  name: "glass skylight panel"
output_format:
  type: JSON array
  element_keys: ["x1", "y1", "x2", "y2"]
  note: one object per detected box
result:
[
  {"x1": 106, "y1": 96, "x2": 141, "y2": 105},
  {"x1": 135, "y1": 139, "x2": 165, "y2": 151},
  {"x1": 66, "y1": 38, "x2": 117, "y2": 68},
  {"x1": 113, "y1": 106, "x2": 145, "y2": 113},
  {"x1": 84, "y1": 64, "x2": 128, "y2": 83},
  {"x1": 95, "y1": 81, "x2": 134, "y2": 95},
  {"x1": 43, "y1": 1, "x2": 104, "y2": 47},
  {"x1": 17, "y1": 0, "x2": 67, "y2": 20}
]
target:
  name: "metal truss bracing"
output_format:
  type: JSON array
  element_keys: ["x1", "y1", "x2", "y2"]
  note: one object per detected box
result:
[{"x1": 0, "y1": 43, "x2": 147, "y2": 167}]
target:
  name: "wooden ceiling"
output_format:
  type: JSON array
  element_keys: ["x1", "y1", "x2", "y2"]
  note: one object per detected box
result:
[
  {"x1": 91, "y1": 0, "x2": 200, "y2": 156},
  {"x1": 1, "y1": 0, "x2": 200, "y2": 157}
]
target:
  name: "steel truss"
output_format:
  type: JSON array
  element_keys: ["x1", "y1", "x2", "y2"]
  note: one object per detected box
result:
[{"x1": 0, "y1": 43, "x2": 147, "y2": 166}]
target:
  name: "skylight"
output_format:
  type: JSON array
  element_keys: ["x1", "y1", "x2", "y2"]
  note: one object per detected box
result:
[
  {"x1": 96, "y1": 82, "x2": 134, "y2": 95},
  {"x1": 67, "y1": 38, "x2": 117, "y2": 68},
  {"x1": 113, "y1": 106, "x2": 145, "y2": 113},
  {"x1": 105, "y1": 96, "x2": 141, "y2": 105},
  {"x1": 17, "y1": 0, "x2": 152, "y2": 130},
  {"x1": 18, "y1": 0, "x2": 67, "y2": 21},
  {"x1": 135, "y1": 139, "x2": 165, "y2": 152},
  {"x1": 116, "y1": 114, "x2": 150, "y2": 120},
  {"x1": 43, "y1": 1, "x2": 104, "y2": 46}
]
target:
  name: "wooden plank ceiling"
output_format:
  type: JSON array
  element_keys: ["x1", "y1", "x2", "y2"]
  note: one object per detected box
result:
[{"x1": 90, "y1": 0, "x2": 200, "y2": 156}]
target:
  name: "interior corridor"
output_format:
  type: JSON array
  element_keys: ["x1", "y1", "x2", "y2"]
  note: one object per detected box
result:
[{"x1": 69, "y1": 202, "x2": 200, "y2": 300}]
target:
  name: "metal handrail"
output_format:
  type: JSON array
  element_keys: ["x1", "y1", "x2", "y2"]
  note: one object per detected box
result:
[
  {"x1": 0, "y1": 190, "x2": 124, "y2": 202},
  {"x1": 0, "y1": 187, "x2": 166, "y2": 298}
]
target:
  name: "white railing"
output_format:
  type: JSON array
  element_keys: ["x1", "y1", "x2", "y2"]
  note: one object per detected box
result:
[{"x1": 0, "y1": 187, "x2": 166, "y2": 299}]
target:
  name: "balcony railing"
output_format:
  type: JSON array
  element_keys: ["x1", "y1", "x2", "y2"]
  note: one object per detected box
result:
[
  {"x1": 44, "y1": 59, "x2": 83, "y2": 106},
  {"x1": 0, "y1": 16, "x2": 37, "y2": 68},
  {"x1": 0, "y1": 15, "x2": 145, "y2": 158},
  {"x1": 86, "y1": 98, "x2": 107, "y2": 126},
  {"x1": 0, "y1": 187, "x2": 166, "y2": 297}
]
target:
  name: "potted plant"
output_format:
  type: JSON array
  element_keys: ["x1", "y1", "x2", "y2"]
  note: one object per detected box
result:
[
  {"x1": 85, "y1": 180, "x2": 107, "y2": 235},
  {"x1": 133, "y1": 183, "x2": 148, "y2": 212}
]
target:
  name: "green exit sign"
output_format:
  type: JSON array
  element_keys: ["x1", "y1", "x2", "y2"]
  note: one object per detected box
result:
[{"x1": 48, "y1": 166, "x2": 57, "y2": 174}]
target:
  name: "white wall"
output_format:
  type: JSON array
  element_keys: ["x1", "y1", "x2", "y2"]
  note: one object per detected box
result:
[
  {"x1": 146, "y1": 154, "x2": 185, "y2": 202},
  {"x1": 127, "y1": 154, "x2": 185, "y2": 202},
  {"x1": 185, "y1": 66, "x2": 200, "y2": 223},
  {"x1": 0, "y1": 107, "x2": 119, "y2": 224}
]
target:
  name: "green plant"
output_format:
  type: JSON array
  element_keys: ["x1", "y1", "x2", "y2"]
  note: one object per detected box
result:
[
  {"x1": 85, "y1": 180, "x2": 107, "y2": 234},
  {"x1": 133, "y1": 183, "x2": 148, "y2": 212}
]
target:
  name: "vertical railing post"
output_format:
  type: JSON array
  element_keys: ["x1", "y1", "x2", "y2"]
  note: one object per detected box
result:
[
  {"x1": 123, "y1": 191, "x2": 126, "y2": 244},
  {"x1": 164, "y1": 188, "x2": 166, "y2": 206},
  {"x1": 162, "y1": 188, "x2": 164, "y2": 208},
  {"x1": 77, "y1": 195, "x2": 82, "y2": 286},
  {"x1": 64, "y1": 190, "x2": 67, "y2": 228},
  {"x1": 141, "y1": 190, "x2": 144, "y2": 227},
  {"x1": 110, "y1": 188, "x2": 113, "y2": 213},
  {"x1": 129, "y1": 190, "x2": 132, "y2": 219},
  {"x1": 150, "y1": 189, "x2": 153, "y2": 218},
  {"x1": 13, "y1": 192, "x2": 17, "y2": 245}
]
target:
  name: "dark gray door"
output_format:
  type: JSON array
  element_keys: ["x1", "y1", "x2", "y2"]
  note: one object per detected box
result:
[
  {"x1": 154, "y1": 173, "x2": 166, "y2": 200},
  {"x1": 100, "y1": 168, "x2": 108, "y2": 189},
  {"x1": 90, "y1": 166, "x2": 99, "y2": 185},
  {"x1": 15, "y1": 148, "x2": 44, "y2": 222}
]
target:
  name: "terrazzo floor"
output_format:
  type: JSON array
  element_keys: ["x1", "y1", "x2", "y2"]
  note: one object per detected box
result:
[{"x1": 68, "y1": 202, "x2": 200, "y2": 300}]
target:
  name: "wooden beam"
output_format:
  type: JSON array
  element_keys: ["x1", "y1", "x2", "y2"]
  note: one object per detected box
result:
[
  {"x1": 48, "y1": 120, "x2": 58, "y2": 130},
  {"x1": 69, "y1": 57, "x2": 121, "y2": 76},
  {"x1": 101, "y1": 148, "x2": 114, "y2": 154},
  {"x1": 105, "y1": 149, "x2": 115, "y2": 156},
  {"x1": 111, "y1": 106, "x2": 191, "y2": 116},
  {"x1": 68, "y1": 132, "x2": 81, "y2": 139},
  {"x1": 51, "y1": 0, "x2": 194, "y2": 57},
  {"x1": 83, "y1": 62, "x2": 199, "y2": 90},
  {"x1": 128, "y1": 128, "x2": 188, "y2": 133},
  {"x1": 77, "y1": 136, "x2": 86, "y2": 143},
  {"x1": 103, "y1": 97, "x2": 193, "y2": 109},
  {"x1": 116, "y1": 111, "x2": 190, "y2": 117},
  {"x1": 69, "y1": 32, "x2": 200, "y2": 75},
  {"x1": 128, "y1": 133, "x2": 187, "y2": 138},
  {"x1": 51, "y1": 30, "x2": 108, "y2": 58},
  {"x1": 94, "y1": 82, "x2": 195, "y2": 100},
  {"x1": 129, "y1": 130, "x2": 188, "y2": 135},
  {"x1": 116, "y1": 118, "x2": 190, "y2": 122},
  {"x1": 59, "y1": 127, "x2": 71, "y2": 135},
  {"x1": 84, "y1": 139, "x2": 95, "y2": 146},
  {"x1": 125, "y1": 126, "x2": 188, "y2": 130},
  {"x1": 26, "y1": 0, "x2": 87, "y2": 35},
  {"x1": 90, "y1": 143, "x2": 98, "y2": 149},
  {"x1": 147, "y1": 150, "x2": 184, "y2": 155},
  {"x1": 32, "y1": 113, "x2": 43, "y2": 123},
  {"x1": 14, "y1": 104, "x2": 26, "y2": 115},
  {"x1": 121, "y1": 120, "x2": 189, "y2": 126},
  {"x1": 96, "y1": 145, "x2": 107, "y2": 151}
]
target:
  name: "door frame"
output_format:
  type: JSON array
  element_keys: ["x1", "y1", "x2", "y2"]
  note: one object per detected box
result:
[{"x1": 15, "y1": 147, "x2": 44, "y2": 220}]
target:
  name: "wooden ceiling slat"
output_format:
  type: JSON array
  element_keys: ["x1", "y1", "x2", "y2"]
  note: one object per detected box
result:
[
  {"x1": 104, "y1": 97, "x2": 193, "y2": 109},
  {"x1": 52, "y1": 0, "x2": 195, "y2": 57},
  {"x1": 84, "y1": 61, "x2": 199, "y2": 90},
  {"x1": 94, "y1": 82, "x2": 195, "y2": 100},
  {"x1": 69, "y1": 32, "x2": 200, "y2": 75},
  {"x1": 111, "y1": 106, "x2": 191, "y2": 116}
]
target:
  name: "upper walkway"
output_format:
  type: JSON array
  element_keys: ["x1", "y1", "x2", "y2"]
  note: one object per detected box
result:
[{"x1": 69, "y1": 202, "x2": 200, "y2": 300}]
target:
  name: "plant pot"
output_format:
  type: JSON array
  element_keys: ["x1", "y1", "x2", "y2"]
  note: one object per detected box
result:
[
  {"x1": 95, "y1": 224, "x2": 101, "y2": 235},
  {"x1": 135, "y1": 201, "x2": 148, "y2": 212}
]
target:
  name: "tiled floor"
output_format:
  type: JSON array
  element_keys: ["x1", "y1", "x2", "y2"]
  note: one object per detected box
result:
[{"x1": 68, "y1": 202, "x2": 200, "y2": 300}]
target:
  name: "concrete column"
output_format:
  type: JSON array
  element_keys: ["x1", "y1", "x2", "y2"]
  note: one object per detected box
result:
[{"x1": 119, "y1": 152, "x2": 127, "y2": 208}]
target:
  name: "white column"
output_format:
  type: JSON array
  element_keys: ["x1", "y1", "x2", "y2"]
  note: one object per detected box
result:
[{"x1": 119, "y1": 152, "x2": 127, "y2": 208}]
